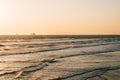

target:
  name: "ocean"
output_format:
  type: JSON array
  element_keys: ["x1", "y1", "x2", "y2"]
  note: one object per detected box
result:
[{"x1": 0, "y1": 35, "x2": 120, "y2": 80}]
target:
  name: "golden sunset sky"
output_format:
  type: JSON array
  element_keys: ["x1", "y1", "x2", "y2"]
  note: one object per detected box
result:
[{"x1": 0, "y1": 0, "x2": 120, "y2": 35}]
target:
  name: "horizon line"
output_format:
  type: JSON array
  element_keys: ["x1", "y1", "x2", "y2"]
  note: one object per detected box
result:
[{"x1": 0, "y1": 34, "x2": 120, "y2": 36}]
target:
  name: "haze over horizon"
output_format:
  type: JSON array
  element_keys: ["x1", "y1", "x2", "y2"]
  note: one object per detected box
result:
[{"x1": 0, "y1": 0, "x2": 120, "y2": 35}]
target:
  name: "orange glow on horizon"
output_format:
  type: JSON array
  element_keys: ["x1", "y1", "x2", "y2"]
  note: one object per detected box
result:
[{"x1": 0, "y1": 0, "x2": 120, "y2": 35}]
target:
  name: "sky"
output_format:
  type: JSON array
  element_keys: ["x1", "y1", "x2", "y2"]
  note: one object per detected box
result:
[{"x1": 0, "y1": 0, "x2": 120, "y2": 35}]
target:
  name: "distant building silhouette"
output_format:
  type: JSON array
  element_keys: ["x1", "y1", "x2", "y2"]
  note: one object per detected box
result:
[{"x1": 31, "y1": 33, "x2": 36, "y2": 35}]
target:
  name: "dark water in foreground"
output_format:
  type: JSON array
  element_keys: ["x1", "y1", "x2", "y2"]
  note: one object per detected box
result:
[{"x1": 0, "y1": 35, "x2": 120, "y2": 80}]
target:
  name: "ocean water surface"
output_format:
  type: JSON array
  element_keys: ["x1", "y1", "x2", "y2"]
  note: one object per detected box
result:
[{"x1": 0, "y1": 35, "x2": 120, "y2": 80}]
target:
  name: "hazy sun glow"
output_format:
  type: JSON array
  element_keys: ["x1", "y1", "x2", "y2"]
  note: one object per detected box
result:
[{"x1": 0, "y1": 0, "x2": 120, "y2": 35}]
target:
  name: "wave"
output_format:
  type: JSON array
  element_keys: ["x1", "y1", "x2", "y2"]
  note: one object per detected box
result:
[{"x1": 0, "y1": 37, "x2": 120, "y2": 80}]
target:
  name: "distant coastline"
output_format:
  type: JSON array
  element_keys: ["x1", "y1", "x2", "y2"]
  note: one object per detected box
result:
[{"x1": 0, "y1": 35, "x2": 120, "y2": 40}]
